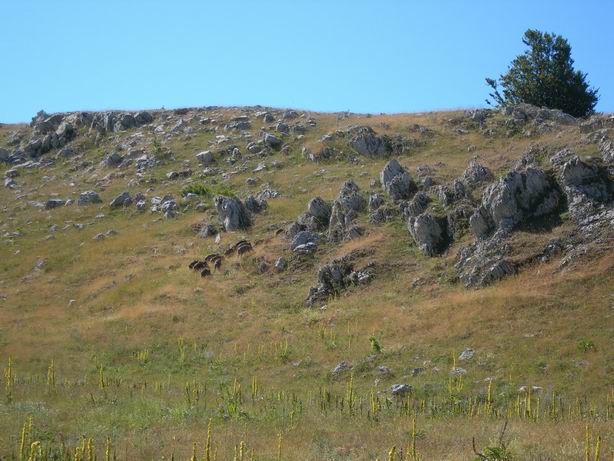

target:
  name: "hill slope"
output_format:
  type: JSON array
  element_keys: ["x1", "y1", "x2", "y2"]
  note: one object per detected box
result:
[{"x1": 0, "y1": 105, "x2": 612, "y2": 460}]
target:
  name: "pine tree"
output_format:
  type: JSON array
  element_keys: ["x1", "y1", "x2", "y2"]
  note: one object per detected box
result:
[{"x1": 486, "y1": 29, "x2": 599, "y2": 117}]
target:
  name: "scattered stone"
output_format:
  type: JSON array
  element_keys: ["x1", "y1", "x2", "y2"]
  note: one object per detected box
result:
[
  {"x1": 105, "y1": 151, "x2": 123, "y2": 168},
  {"x1": 306, "y1": 254, "x2": 375, "y2": 305},
  {"x1": 197, "y1": 223, "x2": 218, "y2": 239},
  {"x1": 245, "y1": 194, "x2": 268, "y2": 213},
  {"x1": 450, "y1": 367, "x2": 467, "y2": 376},
  {"x1": 263, "y1": 132, "x2": 281, "y2": 149},
  {"x1": 276, "y1": 122, "x2": 289, "y2": 134},
  {"x1": 293, "y1": 242, "x2": 317, "y2": 255},
  {"x1": 77, "y1": 191, "x2": 102, "y2": 206},
  {"x1": 257, "y1": 187, "x2": 281, "y2": 200},
  {"x1": 45, "y1": 199, "x2": 67, "y2": 210},
  {"x1": 160, "y1": 197, "x2": 179, "y2": 218},
  {"x1": 274, "y1": 257, "x2": 287, "y2": 272},
  {"x1": 109, "y1": 191, "x2": 133, "y2": 208},
  {"x1": 332, "y1": 361, "x2": 351, "y2": 374},
  {"x1": 368, "y1": 193, "x2": 384, "y2": 211},
  {"x1": 291, "y1": 231, "x2": 319, "y2": 251},
  {"x1": 225, "y1": 119, "x2": 251, "y2": 131},
  {"x1": 196, "y1": 150, "x2": 214, "y2": 166},
  {"x1": 390, "y1": 384, "x2": 413, "y2": 396},
  {"x1": 378, "y1": 365, "x2": 392, "y2": 375},
  {"x1": 459, "y1": 348, "x2": 474, "y2": 361},
  {"x1": 282, "y1": 110, "x2": 299, "y2": 120}
]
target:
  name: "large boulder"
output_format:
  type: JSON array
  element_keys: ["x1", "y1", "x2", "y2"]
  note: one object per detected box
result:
[
  {"x1": 306, "y1": 256, "x2": 375, "y2": 306},
  {"x1": 407, "y1": 213, "x2": 449, "y2": 256},
  {"x1": 455, "y1": 232, "x2": 516, "y2": 288},
  {"x1": 349, "y1": 127, "x2": 390, "y2": 157},
  {"x1": 470, "y1": 168, "x2": 560, "y2": 239},
  {"x1": 502, "y1": 103, "x2": 577, "y2": 127},
  {"x1": 55, "y1": 121, "x2": 76, "y2": 145},
  {"x1": 328, "y1": 200, "x2": 358, "y2": 243},
  {"x1": 293, "y1": 197, "x2": 333, "y2": 233},
  {"x1": 134, "y1": 111, "x2": 154, "y2": 125},
  {"x1": 89, "y1": 111, "x2": 152, "y2": 134},
  {"x1": 380, "y1": 159, "x2": 416, "y2": 201},
  {"x1": 559, "y1": 156, "x2": 613, "y2": 222},
  {"x1": 403, "y1": 191, "x2": 430, "y2": 218},
  {"x1": 327, "y1": 180, "x2": 366, "y2": 242},
  {"x1": 116, "y1": 113, "x2": 136, "y2": 131},
  {"x1": 561, "y1": 157, "x2": 611, "y2": 204},
  {"x1": 24, "y1": 138, "x2": 43, "y2": 158},
  {"x1": 599, "y1": 137, "x2": 614, "y2": 164},
  {"x1": 214, "y1": 196, "x2": 251, "y2": 231},
  {"x1": 31, "y1": 112, "x2": 64, "y2": 135},
  {"x1": 306, "y1": 197, "x2": 332, "y2": 226},
  {"x1": 336, "y1": 179, "x2": 366, "y2": 212}
]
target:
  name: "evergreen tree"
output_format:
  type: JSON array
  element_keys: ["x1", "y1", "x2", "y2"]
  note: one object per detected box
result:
[{"x1": 487, "y1": 29, "x2": 599, "y2": 117}]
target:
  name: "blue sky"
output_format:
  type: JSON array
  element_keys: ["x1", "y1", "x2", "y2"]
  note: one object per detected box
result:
[{"x1": 1, "y1": 1, "x2": 612, "y2": 123}]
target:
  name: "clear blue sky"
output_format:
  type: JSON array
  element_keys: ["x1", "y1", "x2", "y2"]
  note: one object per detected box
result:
[{"x1": 2, "y1": 1, "x2": 612, "y2": 123}]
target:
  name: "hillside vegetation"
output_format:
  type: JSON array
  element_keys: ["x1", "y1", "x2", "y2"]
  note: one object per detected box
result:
[{"x1": 0, "y1": 105, "x2": 612, "y2": 460}]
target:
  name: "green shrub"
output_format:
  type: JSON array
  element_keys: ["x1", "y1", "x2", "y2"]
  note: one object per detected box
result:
[
  {"x1": 181, "y1": 183, "x2": 235, "y2": 198},
  {"x1": 577, "y1": 339, "x2": 596, "y2": 352}
]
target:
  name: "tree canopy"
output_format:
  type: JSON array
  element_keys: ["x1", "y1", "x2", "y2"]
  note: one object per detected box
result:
[{"x1": 487, "y1": 29, "x2": 599, "y2": 117}]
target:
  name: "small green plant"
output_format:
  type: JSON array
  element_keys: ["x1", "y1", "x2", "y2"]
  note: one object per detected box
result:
[
  {"x1": 578, "y1": 340, "x2": 596, "y2": 353},
  {"x1": 181, "y1": 183, "x2": 212, "y2": 197},
  {"x1": 473, "y1": 421, "x2": 513, "y2": 461},
  {"x1": 181, "y1": 182, "x2": 235, "y2": 198},
  {"x1": 151, "y1": 136, "x2": 162, "y2": 156},
  {"x1": 369, "y1": 335, "x2": 381, "y2": 354}
]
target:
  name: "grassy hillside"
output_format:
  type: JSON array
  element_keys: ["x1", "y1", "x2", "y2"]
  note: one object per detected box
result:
[{"x1": 0, "y1": 107, "x2": 612, "y2": 460}]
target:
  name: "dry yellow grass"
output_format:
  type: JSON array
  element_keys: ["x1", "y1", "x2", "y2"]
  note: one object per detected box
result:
[{"x1": 0, "y1": 108, "x2": 612, "y2": 459}]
